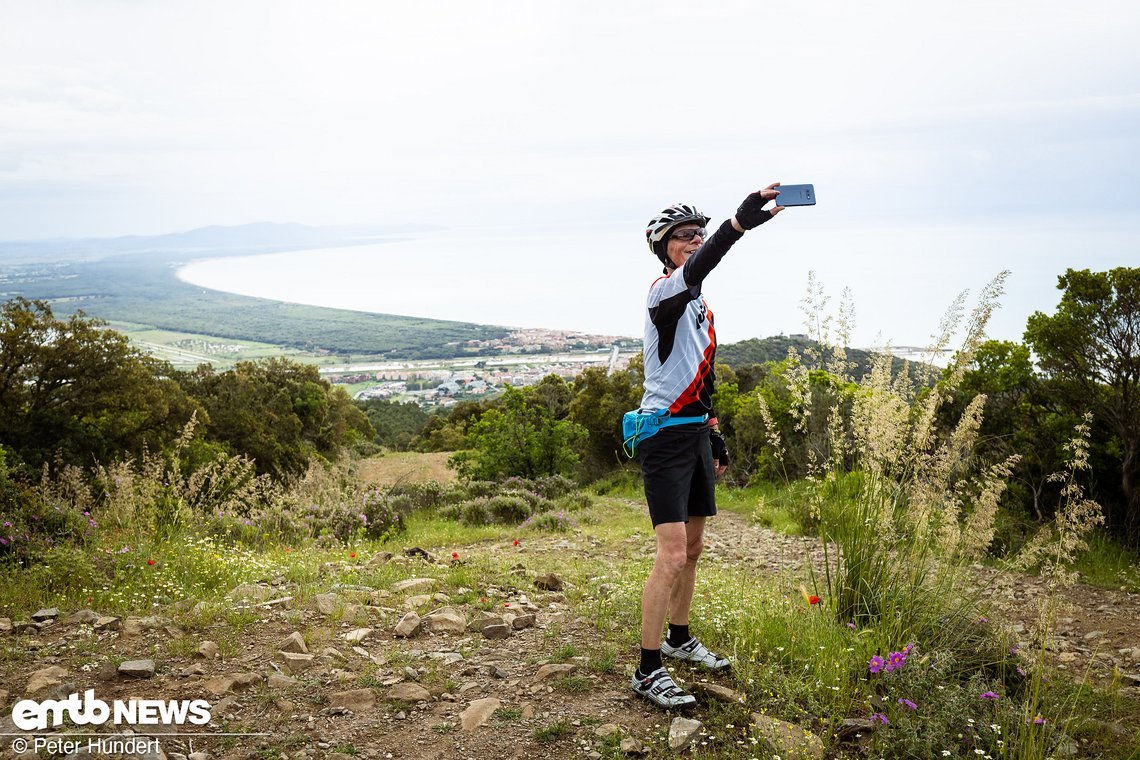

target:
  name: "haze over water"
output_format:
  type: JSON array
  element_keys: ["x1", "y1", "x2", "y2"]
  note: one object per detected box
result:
[{"x1": 176, "y1": 217, "x2": 1139, "y2": 349}]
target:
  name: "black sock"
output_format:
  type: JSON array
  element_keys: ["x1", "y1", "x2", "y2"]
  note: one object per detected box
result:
[
  {"x1": 638, "y1": 647, "x2": 662, "y2": 676},
  {"x1": 667, "y1": 623, "x2": 690, "y2": 647}
]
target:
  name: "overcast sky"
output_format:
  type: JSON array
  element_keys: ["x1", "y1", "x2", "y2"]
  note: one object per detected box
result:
[{"x1": 2, "y1": 1, "x2": 1138, "y2": 344}]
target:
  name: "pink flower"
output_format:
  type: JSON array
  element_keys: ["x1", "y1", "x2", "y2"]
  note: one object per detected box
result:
[
  {"x1": 868, "y1": 655, "x2": 885, "y2": 674},
  {"x1": 897, "y1": 698, "x2": 917, "y2": 710},
  {"x1": 885, "y1": 651, "x2": 907, "y2": 672},
  {"x1": 846, "y1": 622, "x2": 857, "y2": 630},
  {"x1": 870, "y1": 713, "x2": 888, "y2": 726},
  {"x1": 980, "y1": 691, "x2": 1000, "y2": 700}
]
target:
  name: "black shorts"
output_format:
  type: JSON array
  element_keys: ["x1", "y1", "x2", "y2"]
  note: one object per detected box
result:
[{"x1": 638, "y1": 424, "x2": 716, "y2": 527}]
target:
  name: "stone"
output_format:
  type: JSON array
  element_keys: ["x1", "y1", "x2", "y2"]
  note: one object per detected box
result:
[
  {"x1": 227, "y1": 583, "x2": 274, "y2": 601},
  {"x1": 487, "y1": 665, "x2": 508, "y2": 679},
  {"x1": 467, "y1": 612, "x2": 502, "y2": 631},
  {"x1": 0, "y1": 688, "x2": 7, "y2": 708},
  {"x1": 118, "y1": 659, "x2": 156, "y2": 678},
  {"x1": 268, "y1": 672, "x2": 297, "y2": 689},
  {"x1": 621, "y1": 738, "x2": 647, "y2": 755},
  {"x1": 344, "y1": 628, "x2": 373, "y2": 644},
  {"x1": 750, "y1": 712, "x2": 825, "y2": 759},
  {"x1": 279, "y1": 652, "x2": 316, "y2": 674},
  {"x1": 31, "y1": 607, "x2": 60, "y2": 622},
  {"x1": 385, "y1": 682, "x2": 432, "y2": 702},
  {"x1": 369, "y1": 551, "x2": 393, "y2": 566},
  {"x1": 459, "y1": 697, "x2": 501, "y2": 731},
  {"x1": 312, "y1": 593, "x2": 343, "y2": 615},
  {"x1": 534, "y1": 573, "x2": 563, "y2": 591},
  {"x1": 534, "y1": 663, "x2": 576, "y2": 682},
  {"x1": 63, "y1": 609, "x2": 100, "y2": 625},
  {"x1": 691, "y1": 682, "x2": 744, "y2": 703},
  {"x1": 93, "y1": 616, "x2": 120, "y2": 632},
  {"x1": 392, "y1": 577, "x2": 437, "y2": 594},
  {"x1": 394, "y1": 612, "x2": 422, "y2": 638},
  {"x1": 595, "y1": 723, "x2": 621, "y2": 739},
  {"x1": 423, "y1": 607, "x2": 467, "y2": 634},
  {"x1": 669, "y1": 717, "x2": 702, "y2": 751},
  {"x1": 511, "y1": 613, "x2": 536, "y2": 630},
  {"x1": 0, "y1": 617, "x2": 10, "y2": 634},
  {"x1": 280, "y1": 631, "x2": 308, "y2": 653},
  {"x1": 26, "y1": 666, "x2": 68, "y2": 695},
  {"x1": 197, "y1": 641, "x2": 220, "y2": 660},
  {"x1": 405, "y1": 595, "x2": 432, "y2": 609},
  {"x1": 329, "y1": 688, "x2": 376, "y2": 711},
  {"x1": 200, "y1": 672, "x2": 262, "y2": 695},
  {"x1": 481, "y1": 623, "x2": 511, "y2": 640}
]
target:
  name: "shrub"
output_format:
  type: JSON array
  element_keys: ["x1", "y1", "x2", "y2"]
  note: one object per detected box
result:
[
  {"x1": 521, "y1": 510, "x2": 576, "y2": 532},
  {"x1": 486, "y1": 495, "x2": 532, "y2": 524}
]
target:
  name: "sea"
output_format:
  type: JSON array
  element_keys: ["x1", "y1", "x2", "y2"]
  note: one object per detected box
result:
[{"x1": 176, "y1": 220, "x2": 1138, "y2": 349}]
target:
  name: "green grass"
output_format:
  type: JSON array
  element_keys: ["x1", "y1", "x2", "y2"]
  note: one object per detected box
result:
[
  {"x1": 533, "y1": 719, "x2": 572, "y2": 744},
  {"x1": 1071, "y1": 531, "x2": 1140, "y2": 592}
]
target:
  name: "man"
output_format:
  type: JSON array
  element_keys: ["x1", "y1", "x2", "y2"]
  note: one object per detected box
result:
[{"x1": 630, "y1": 183, "x2": 783, "y2": 708}]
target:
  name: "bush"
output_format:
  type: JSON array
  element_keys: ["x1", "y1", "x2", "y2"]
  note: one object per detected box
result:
[
  {"x1": 520, "y1": 510, "x2": 576, "y2": 532},
  {"x1": 487, "y1": 495, "x2": 532, "y2": 524}
]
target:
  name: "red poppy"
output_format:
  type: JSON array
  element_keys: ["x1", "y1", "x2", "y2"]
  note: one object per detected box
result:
[
  {"x1": 513, "y1": 539, "x2": 519, "y2": 546},
  {"x1": 452, "y1": 552, "x2": 459, "y2": 559},
  {"x1": 146, "y1": 558, "x2": 155, "y2": 566},
  {"x1": 349, "y1": 552, "x2": 357, "y2": 558},
  {"x1": 808, "y1": 595, "x2": 820, "y2": 605}
]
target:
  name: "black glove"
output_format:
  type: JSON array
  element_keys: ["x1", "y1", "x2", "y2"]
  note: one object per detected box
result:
[
  {"x1": 710, "y1": 430, "x2": 729, "y2": 467},
  {"x1": 735, "y1": 190, "x2": 774, "y2": 230}
]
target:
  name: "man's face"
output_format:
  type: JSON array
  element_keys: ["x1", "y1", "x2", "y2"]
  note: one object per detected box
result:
[{"x1": 666, "y1": 224, "x2": 706, "y2": 269}]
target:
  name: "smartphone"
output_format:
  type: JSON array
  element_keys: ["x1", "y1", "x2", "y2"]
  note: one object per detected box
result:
[{"x1": 774, "y1": 184, "x2": 816, "y2": 206}]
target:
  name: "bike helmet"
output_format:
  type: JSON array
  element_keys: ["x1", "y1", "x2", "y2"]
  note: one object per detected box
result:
[{"x1": 645, "y1": 203, "x2": 710, "y2": 270}]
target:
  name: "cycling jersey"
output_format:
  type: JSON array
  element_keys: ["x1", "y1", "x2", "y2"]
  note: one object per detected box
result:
[{"x1": 639, "y1": 218, "x2": 743, "y2": 418}]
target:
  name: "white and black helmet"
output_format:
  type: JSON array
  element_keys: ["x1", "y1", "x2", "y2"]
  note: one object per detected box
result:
[{"x1": 645, "y1": 203, "x2": 710, "y2": 267}]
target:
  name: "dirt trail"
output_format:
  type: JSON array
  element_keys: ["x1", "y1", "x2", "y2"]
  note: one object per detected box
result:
[{"x1": 2, "y1": 503, "x2": 1138, "y2": 760}]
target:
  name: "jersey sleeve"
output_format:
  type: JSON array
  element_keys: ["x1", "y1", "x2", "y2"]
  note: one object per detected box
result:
[{"x1": 681, "y1": 218, "x2": 744, "y2": 288}]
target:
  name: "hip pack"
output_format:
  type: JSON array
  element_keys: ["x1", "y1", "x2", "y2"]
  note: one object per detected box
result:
[{"x1": 621, "y1": 409, "x2": 708, "y2": 458}]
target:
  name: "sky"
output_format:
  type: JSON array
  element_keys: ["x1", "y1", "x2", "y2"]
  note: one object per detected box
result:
[{"x1": 3, "y1": 1, "x2": 1139, "y2": 346}]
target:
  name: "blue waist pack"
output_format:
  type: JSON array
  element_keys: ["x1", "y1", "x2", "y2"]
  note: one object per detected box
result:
[{"x1": 621, "y1": 409, "x2": 709, "y2": 458}]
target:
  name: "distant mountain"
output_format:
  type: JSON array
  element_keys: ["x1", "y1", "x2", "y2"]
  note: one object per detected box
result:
[{"x1": 0, "y1": 222, "x2": 440, "y2": 264}]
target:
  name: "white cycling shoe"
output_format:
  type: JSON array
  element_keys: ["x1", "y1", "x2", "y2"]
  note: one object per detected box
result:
[
  {"x1": 630, "y1": 667, "x2": 697, "y2": 709},
  {"x1": 661, "y1": 636, "x2": 731, "y2": 670}
]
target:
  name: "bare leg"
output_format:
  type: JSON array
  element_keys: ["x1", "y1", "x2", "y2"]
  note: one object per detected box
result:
[
  {"x1": 640, "y1": 522, "x2": 688, "y2": 650},
  {"x1": 667, "y1": 516, "x2": 705, "y2": 627}
]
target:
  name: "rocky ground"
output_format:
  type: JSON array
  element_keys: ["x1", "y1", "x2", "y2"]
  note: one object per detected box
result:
[{"x1": 2, "y1": 505, "x2": 1138, "y2": 760}]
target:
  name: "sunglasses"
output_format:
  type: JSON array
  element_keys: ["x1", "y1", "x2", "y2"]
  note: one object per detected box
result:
[{"x1": 671, "y1": 227, "x2": 707, "y2": 242}]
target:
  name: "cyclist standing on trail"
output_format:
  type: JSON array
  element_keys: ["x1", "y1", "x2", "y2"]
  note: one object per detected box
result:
[{"x1": 629, "y1": 183, "x2": 784, "y2": 709}]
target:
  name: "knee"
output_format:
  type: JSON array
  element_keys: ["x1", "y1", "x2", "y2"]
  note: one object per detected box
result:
[
  {"x1": 655, "y1": 544, "x2": 688, "y2": 578},
  {"x1": 685, "y1": 539, "x2": 704, "y2": 565}
]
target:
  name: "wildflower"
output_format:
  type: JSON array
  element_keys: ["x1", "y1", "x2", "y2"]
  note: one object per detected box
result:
[
  {"x1": 147, "y1": 559, "x2": 156, "y2": 566},
  {"x1": 808, "y1": 595, "x2": 820, "y2": 605},
  {"x1": 452, "y1": 552, "x2": 459, "y2": 559},
  {"x1": 513, "y1": 539, "x2": 520, "y2": 546},
  {"x1": 870, "y1": 713, "x2": 888, "y2": 726},
  {"x1": 2, "y1": 521, "x2": 10, "y2": 528},
  {"x1": 0, "y1": 538, "x2": 8, "y2": 547},
  {"x1": 897, "y1": 698, "x2": 917, "y2": 710},
  {"x1": 1009, "y1": 645, "x2": 1019, "y2": 655},
  {"x1": 846, "y1": 622, "x2": 856, "y2": 630},
  {"x1": 1016, "y1": 666, "x2": 1026, "y2": 676},
  {"x1": 359, "y1": 513, "x2": 368, "y2": 524},
  {"x1": 980, "y1": 691, "x2": 1000, "y2": 700},
  {"x1": 349, "y1": 552, "x2": 357, "y2": 558},
  {"x1": 1032, "y1": 715, "x2": 1046, "y2": 725},
  {"x1": 868, "y1": 655, "x2": 885, "y2": 674},
  {"x1": 976, "y1": 616, "x2": 989, "y2": 624},
  {"x1": 885, "y1": 651, "x2": 907, "y2": 672},
  {"x1": 480, "y1": 597, "x2": 486, "y2": 603}
]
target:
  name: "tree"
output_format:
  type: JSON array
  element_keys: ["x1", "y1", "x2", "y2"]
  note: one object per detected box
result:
[
  {"x1": 567, "y1": 356, "x2": 644, "y2": 477},
  {"x1": 179, "y1": 358, "x2": 372, "y2": 478},
  {"x1": 357, "y1": 398, "x2": 429, "y2": 450},
  {"x1": 449, "y1": 387, "x2": 586, "y2": 480},
  {"x1": 1025, "y1": 267, "x2": 1140, "y2": 542},
  {"x1": 0, "y1": 298, "x2": 198, "y2": 469}
]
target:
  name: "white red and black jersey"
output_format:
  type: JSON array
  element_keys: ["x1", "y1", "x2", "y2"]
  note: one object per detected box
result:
[{"x1": 639, "y1": 219, "x2": 744, "y2": 418}]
